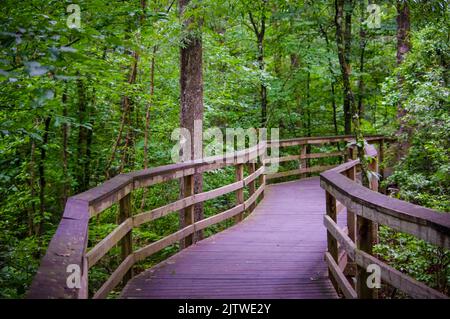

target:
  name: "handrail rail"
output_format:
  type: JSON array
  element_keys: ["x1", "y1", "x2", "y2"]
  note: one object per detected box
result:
[
  {"x1": 268, "y1": 134, "x2": 386, "y2": 146},
  {"x1": 320, "y1": 150, "x2": 450, "y2": 299}
]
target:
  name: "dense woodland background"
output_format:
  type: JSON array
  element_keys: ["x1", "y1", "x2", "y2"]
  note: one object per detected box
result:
[{"x1": 0, "y1": 0, "x2": 448, "y2": 298}]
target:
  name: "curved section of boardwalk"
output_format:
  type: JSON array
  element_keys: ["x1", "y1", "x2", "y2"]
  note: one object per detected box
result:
[{"x1": 121, "y1": 177, "x2": 338, "y2": 299}]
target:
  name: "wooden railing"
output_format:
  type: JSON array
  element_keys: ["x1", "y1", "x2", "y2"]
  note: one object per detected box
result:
[
  {"x1": 27, "y1": 142, "x2": 266, "y2": 299},
  {"x1": 265, "y1": 135, "x2": 385, "y2": 181},
  {"x1": 27, "y1": 134, "x2": 388, "y2": 299},
  {"x1": 320, "y1": 144, "x2": 450, "y2": 299}
]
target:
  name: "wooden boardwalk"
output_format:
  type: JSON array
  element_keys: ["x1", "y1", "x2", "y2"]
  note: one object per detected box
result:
[{"x1": 121, "y1": 177, "x2": 338, "y2": 299}]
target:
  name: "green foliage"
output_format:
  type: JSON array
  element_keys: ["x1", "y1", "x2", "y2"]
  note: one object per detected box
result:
[
  {"x1": 382, "y1": 22, "x2": 450, "y2": 212},
  {"x1": 374, "y1": 226, "x2": 450, "y2": 294},
  {"x1": 376, "y1": 20, "x2": 450, "y2": 296},
  {"x1": 0, "y1": 0, "x2": 448, "y2": 298}
]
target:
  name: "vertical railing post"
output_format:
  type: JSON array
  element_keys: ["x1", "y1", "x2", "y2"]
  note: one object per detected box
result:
[
  {"x1": 378, "y1": 139, "x2": 384, "y2": 180},
  {"x1": 119, "y1": 193, "x2": 133, "y2": 283},
  {"x1": 247, "y1": 163, "x2": 256, "y2": 213},
  {"x1": 300, "y1": 144, "x2": 308, "y2": 178},
  {"x1": 368, "y1": 145, "x2": 379, "y2": 250},
  {"x1": 182, "y1": 174, "x2": 195, "y2": 248},
  {"x1": 234, "y1": 163, "x2": 244, "y2": 223},
  {"x1": 368, "y1": 153, "x2": 379, "y2": 192},
  {"x1": 258, "y1": 161, "x2": 265, "y2": 200},
  {"x1": 347, "y1": 146, "x2": 356, "y2": 160},
  {"x1": 346, "y1": 166, "x2": 357, "y2": 242},
  {"x1": 344, "y1": 166, "x2": 358, "y2": 281},
  {"x1": 326, "y1": 191, "x2": 339, "y2": 293},
  {"x1": 356, "y1": 215, "x2": 376, "y2": 299}
]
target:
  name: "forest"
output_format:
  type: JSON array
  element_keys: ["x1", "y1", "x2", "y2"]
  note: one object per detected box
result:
[{"x1": 0, "y1": 0, "x2": 449, "y2": 299}]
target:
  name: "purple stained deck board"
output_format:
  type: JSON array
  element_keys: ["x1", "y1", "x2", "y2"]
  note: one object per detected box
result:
[{"x1": 121, "y1": 177, "x2": 338, "y2": 299}]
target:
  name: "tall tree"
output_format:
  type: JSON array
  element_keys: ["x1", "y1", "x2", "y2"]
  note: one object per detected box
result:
[
  {"x1": 247, "y1": 0, "x2": 268, "y2": 126},
  {"x1": 357, "y1": 0, "x2": 367, "y2": 117},
  {"x1": 335, "y1": 0, "x2": 370, "y2": 187},
  {"x1": 179, "y1": 0, "x2": 204, "y2": 245},
  {"x1": 343, "y1": 0, "x2": 354, "y2": 134},
  {"x1": 396, "y1": 0, "x2": 411, "y2": 159}
]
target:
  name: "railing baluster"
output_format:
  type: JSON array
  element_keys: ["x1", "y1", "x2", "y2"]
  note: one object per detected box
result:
[
  {"x1": 119, "y1": 193, "x2": 133, "y2": 283},
  {"x1": 356, "y1": 215, "x2": 376, "y2": 299},
  {"x1": 378, "y1": 139, "x2": 384, "y2": 180},
  {"x1": 247, "y1": 163, "x2": 256, "y2": 213},
  {"x1": 234, "y1": 164, "x2": 244, "y2": 223},
  {"x1": 326, "y1": 191, "x2": 339, "y2": 294},
  {"x1": 300, "y1": 145, "x2": 307, "y2": 178},
  {"x1": 368, "y1": 144, "x2": 379, "y2": 250},
  {"x1": 182, "y1": 174, "x2": 195, "y2": 248},
  {"x1": 346, "y1": 166, "x2": 357, "y2": 242},
  {"x1": 258, "y1": 161, "x2": 265, "y2": 200}
]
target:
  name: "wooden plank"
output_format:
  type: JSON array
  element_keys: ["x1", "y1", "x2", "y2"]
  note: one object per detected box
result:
[
  {"x1": 323, "y1": 215, "x2": 356, "y2": 260},
  {"x1": 134, "y1": 167, "x2": 195, "y2": 189},
  {"x1": 86, "y1": 218, "x2": 133, "y2": 268},
  {"x1": 325, "y1": 252, "x2": 357, "y2": 299},
  {"x1": 355, "y1": 250, "x2": 448, "y2": 299},
  {"x1": 195, "y1": 205, "x2": 245, "y2": 231},
  {"x1": 263, "y1": 151, "x2": 344, "y2": 165},
  {"x1": 266, "y1": 165, "x2": 338, "y2": 180},
  {"x1": 134, "y1": 225, "x2": 196, "y2": 262},
  {"x1": 268, "y1": 135, "x2": 385, "y2": 147},
  {"x1": 93, "y1": 254, "x2": 135, "y2": 299},
  {"x1": 133, "y1": 196, "x2": 195, "y2": 227},
  {"x1": 194, "y1": 180, "x2": 243, "y2": 204}
]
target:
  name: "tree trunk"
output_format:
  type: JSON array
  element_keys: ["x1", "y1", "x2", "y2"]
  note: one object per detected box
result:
[
  {"x1": 121, "y1": 50, "x2": 139, "y2": 172},
  {"x1": 331, "y1": 82, "x2": 338, "y2": 136},
  {"x1": 342, "y1": 0, "x2": 353, "y2": 134},
  {"x1": 76, "y1": 78, "x2": 88, "y2": 192},
  {"x1": 61, "y1": 84, "x2": 69, "y2": 206},
  {"x1": 28, "y1": 138, "x2": 37, "y2": 237},
  {"x1": 84, "y1": 88, "x2": 94, "y2": 190},
  {"x1": 319, "y1": 24, "x2": 340, "y2": 136},
  {"x1": 357, "y1": 0, "x2": 366, "y2": 118},
  {"x1": 248, "y1": 2, "x2": 267, "y2": 127},
  {"x1": 141, "y1": 45, "x2": 157, "y2": 211},
  {"x1": 336, "y1": 0, "x2": 370, "y2": 187},
  {"x1": 179, "y1": 0, "x2": 204, "y2": 246},
  {"x1": 396, "y1": 0, "x2": 411, "y2": 160},
  {"x1": 37, "y1": 116, "x2": 51, "y2": 241}
]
